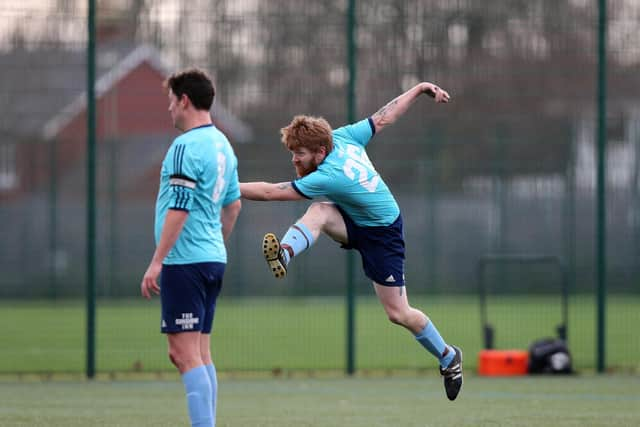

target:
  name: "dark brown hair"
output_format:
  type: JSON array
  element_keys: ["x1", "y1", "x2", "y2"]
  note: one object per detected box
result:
[{"x1": 163, "y1": 68, "x2": 215, "y2": 111}]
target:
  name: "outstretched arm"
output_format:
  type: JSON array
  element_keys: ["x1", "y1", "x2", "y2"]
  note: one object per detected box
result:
[
  {"x1": 371, "y1": 82, "x2": 450, "y2": 133},
  {"x1": 240, "y1": 181, "x2": 305, "y2": 201}
]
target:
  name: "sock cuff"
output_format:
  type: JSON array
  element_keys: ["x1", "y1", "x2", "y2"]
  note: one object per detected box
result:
[
  {"x1": 182, "y1": 365, "x2": 208, "y2": 381},
  {"x1": 204, "y1": 363, "x2": 216, "y2": 379},
  {"x1": 414, "y1": 321, "x2": 433, "y2": 339},
  {"x1": 293, "y1": 222, "x2": 315, "y2": 246}
]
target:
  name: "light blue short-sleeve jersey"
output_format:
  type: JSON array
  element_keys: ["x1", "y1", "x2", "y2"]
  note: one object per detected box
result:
[
  {"x1": 154, "y1": 124, "x2": 240, "y2": 264},
  {"x1": 292, "y1": 118, "x2": 400, "y2": 227}
]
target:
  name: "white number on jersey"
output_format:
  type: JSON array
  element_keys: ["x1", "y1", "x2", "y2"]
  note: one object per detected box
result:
[
  {"x1": 212, "y1": 152, "x2": 227, "y2": 203},
  {"x1": 342, "y1": 145, "x2": 379, "y2": 192}
]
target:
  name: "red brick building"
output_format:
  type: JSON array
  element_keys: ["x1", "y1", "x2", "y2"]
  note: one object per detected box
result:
[{"x1": 0, "y1": 43, "x2": 252, "y2": 201}]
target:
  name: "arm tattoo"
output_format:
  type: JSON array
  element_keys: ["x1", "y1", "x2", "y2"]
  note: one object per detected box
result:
[
  {"x1": 373, "y1": 99, "x2": 398, "y2": 121},
  {"x1": 276, "y1": 182, "x2": 291, "y2": 190}
]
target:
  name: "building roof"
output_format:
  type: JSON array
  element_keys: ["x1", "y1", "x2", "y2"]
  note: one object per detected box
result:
[{"x1": 0, "y1": 42, "x2": 253, "y2": 143}]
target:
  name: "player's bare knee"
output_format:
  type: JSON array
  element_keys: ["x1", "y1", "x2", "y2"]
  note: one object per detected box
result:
[
  {"x1": 386, "y1": 309, "x2": 409, "y2": 326},
  {"x1": 169, "y1": 350, "x2": 197, "y2": 372},
  {"x1": 168, "y1": 350, "x2": 179, "y2": 368},
  {"x1": 387, "y1": 313, "x2": 403, "y2": 325},
  {"x1": 308, "y1": 202, "x2": 338, "y2": 221},
  {"x1": 306, "y1": 202, "x2": 327, "y2": 218},
  {"x1": 388, "y1": 303, "x2": 417, "y2": 326}
]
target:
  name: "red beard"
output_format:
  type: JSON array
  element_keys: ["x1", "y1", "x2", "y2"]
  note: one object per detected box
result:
[{"x1": 294, "y1": 163, "x2": 317, "y2": 178}]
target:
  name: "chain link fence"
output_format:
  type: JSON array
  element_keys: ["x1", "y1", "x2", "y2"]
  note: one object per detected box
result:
[{"x1": 0, "y1": 0, "x2": 638, "y2": 374}]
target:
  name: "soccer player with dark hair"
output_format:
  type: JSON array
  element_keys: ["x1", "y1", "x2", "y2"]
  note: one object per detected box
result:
[
  {"x1": 240, "y1": 82, "x2": 463, "y2": 401},
  {"x1": 141, "y1": 68, "x2": 242, "y2": 426}
]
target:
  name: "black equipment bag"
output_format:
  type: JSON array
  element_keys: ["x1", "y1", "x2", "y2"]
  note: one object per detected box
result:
[{"x1": 528, "y1": 338, "x2": 573, "y2": 374}]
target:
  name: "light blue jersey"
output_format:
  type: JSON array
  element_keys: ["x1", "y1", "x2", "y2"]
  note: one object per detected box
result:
[
  {"x1": 292, "y1": 118, "x2": 400, "y2": 226},
  {"x1": 154, "y1": 124, "x2": 240, "y2": 264}
]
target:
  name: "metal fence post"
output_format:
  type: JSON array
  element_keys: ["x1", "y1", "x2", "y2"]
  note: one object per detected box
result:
[
  {"x1": 86, "y1": 0, "x2": 97, "y2": 379},
  {"x1": 346, "y1": 0, "x2": 357, "y2": 376},
  {"x1": 595, "y1": 0, "x2": 607, "y2": 374}
]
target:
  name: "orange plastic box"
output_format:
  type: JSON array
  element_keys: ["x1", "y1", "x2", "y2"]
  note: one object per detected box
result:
[{"x1": 478, "y1": 349, "x2": 529, "y2": 376}]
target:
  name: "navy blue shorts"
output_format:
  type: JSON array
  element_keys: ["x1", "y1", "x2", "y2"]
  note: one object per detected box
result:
[
  {"x1": 337, "y1": 207, "x2": 406, "y2": 287},
  {"x1": 160, "y1": 262, "x2": 225, "y2": 334}
]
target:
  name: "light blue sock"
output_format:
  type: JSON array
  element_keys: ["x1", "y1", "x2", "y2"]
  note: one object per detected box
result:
[
  {"x1": 415, "y1": 321, "x2": 455, "y2": 368},
  {"x1": 204, "y1": 364, "x2": 218, "y2": 426},
  {"x1": 281, "y1": 222, "x2": 315, "y2": 264},
  {"x1": 182, "y1": 365, "x2": 213, "y2": 427}
]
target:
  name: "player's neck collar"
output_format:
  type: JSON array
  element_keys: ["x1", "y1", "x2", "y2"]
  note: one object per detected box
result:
[{"x1": 185, "y1": 123, "x2": 214, "y2": 133}]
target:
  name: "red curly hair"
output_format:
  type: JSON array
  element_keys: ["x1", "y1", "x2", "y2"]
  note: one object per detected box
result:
[{"x1": 280, "y1": 115, "x2": 333, "y2": 154}]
